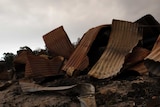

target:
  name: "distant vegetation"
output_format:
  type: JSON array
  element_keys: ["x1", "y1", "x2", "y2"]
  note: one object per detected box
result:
[
  {"x1": 1, "y1": 46, "x2": 46, "y2": 70},
  {"x1": 1, "y1": 38, "x2": 81, "y2": 70}
]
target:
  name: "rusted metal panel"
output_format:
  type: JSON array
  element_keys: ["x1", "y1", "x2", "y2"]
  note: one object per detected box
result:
[
  {"x1": 14, "y1": 50, "x2": 32, "y2": 64},
  {"x1": 43, "y1": 26, "x2": 74, "y2": 59},
  {"x1": 77, "y1": 56, "x2": 89, "y2": 71},
  {"x1": 62, "y1": 25, "x2": 109, "y2": 76},
  {"x1": 127, "y1": 62, "x2": 148, "y2": 75},
  {"x1": 88, "y1": 20, "x2": 142, "y2": 79},
  {"x1": 145, "y1": 35, "x2": 160, "y2": 61},
  {"x1": 25, "y1": 55, "x2": 64, "y2": 78},
  {"x1": 135, "y1": 14, "x2": 160, "y2": 50},
  {"x1": 70, "y1": 56, "x2": 89, "y2": 76},
  {"x1": 123, "y1": 47, "x2": 150, "y2": 75},
  {"x1": 144, "y1": 35, "x2": 160, "y2": 76}
]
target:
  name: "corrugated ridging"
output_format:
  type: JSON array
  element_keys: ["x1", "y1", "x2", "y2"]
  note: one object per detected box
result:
[
  {"x1": 124, "y1": 47, "x2": 150, "y2": 66},
  {"x1": 128, "y1": 62, "x2": 148, "y2": 75},
  {"x1": 25, "y1": 55, "x2": 64, "y2": 78},
  {"x1": 123, "y1": 47, "x2": 150, "y2": 74},
  {"x1": 43, "y1": 26, "x2": 74, "y2": 59},
  {"x1": 144, "y1": 35, "x2": 160, "y2": 76},
  {"x1": 62, "y1": 25, "x2": 108, "y2": 76},
  {"x1": 14, "y1": 51, "x2": 32, "y2": 64},
  {"x1": 145, "y1": 36, "x2": 160, "y2": 61},
  {"x1": 88, "y1": 20, "x2": 142, "y2": 79}
]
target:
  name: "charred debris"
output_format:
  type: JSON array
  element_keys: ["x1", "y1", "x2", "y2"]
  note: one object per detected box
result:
[
  {"x1": 11, "y1": 14, "x2": 160, "y2": 80},
  {"x1": 0, "y1": 14, "x2": 160, "y2": 106}
]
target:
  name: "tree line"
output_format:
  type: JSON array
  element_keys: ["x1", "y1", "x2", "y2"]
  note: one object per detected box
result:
[
  {"x1": 1, "y1": 38, "x2": 81, "y2": 70},
  {"x1": 1, "y1": 46, "x2": 47, "y2": 70}
]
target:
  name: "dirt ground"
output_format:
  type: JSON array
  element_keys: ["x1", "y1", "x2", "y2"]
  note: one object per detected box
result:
[{"x1": 0, "y1": 74, "x2": 160, "y2": 107}]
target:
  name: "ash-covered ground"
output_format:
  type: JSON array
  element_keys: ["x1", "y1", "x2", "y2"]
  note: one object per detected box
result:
[{"x1": 0, "y1": 74, "x2": 160, "y2": 107}]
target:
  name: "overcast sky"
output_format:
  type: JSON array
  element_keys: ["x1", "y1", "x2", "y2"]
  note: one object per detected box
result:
[{"x1": 0, "y1": 0, "x2": 160, "y2": 59}]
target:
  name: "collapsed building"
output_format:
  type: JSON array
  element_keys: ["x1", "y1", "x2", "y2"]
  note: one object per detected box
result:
[
  {"x1": 12, "y1": 14, "x2": 160, "y2": 80},
  {"x1": 0, "y1": 14, "x2": 160, "y2": 107}
]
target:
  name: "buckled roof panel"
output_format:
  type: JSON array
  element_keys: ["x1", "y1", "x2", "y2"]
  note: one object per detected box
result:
[
  {"x1": 43, "y1": 26, "x2": 74, "y2": 59},
  {"x1": 62, "y1": 25, "x2": 109, "y2": 76},
  {"x1": 144, "y1": 35, "x2": 160, "y2": 76},
  {"x1": 88, "y1": 20, "x2": 142, "y2": 79},
  {"x1": 25, "y1": 55, "x2": 64, "y2": 78}
]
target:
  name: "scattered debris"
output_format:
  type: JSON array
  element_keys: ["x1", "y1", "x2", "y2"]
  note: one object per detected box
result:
[
  {"x1": 144, "y1": 35, "x2": 160, "y2": 76},
  {"x1": 135, "y1": 14, "x2": 160, "y2": 50},
  {"x1": 77, "y1": 83, "x2": 96, "y2": 107},
  {"x1": 0, "y1": 14, "x2": 160, "y2": 107},
  {"x1": 19, "y1": 79, "x2": 77, "y2": 93},
  {"x1": 0, "y1": 80, "x2": 13, "y2": 91}
]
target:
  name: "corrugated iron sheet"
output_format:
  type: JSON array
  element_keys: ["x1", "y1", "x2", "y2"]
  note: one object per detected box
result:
[
  {"x1": 124, "y1": 47, "x2": 150, "y2": 66},
  {"x1": 145, "y1": 35, "x2": 160, "y2": 61},
  {"x1": 77, "y1": 56, "x2": 89, "y2": 71},
  {"x1": 25, "y1": 55, "x2": 64, "y2": 78},
  {"x1": 62, "y1": 25, "x2": 109, "y2": 76},
  {"x1": 144, "y1": 35, "x2": 160, "y2": 76},
  {"x1": 135, "y1": 14, "x2": 160, "y2": 50},
  {"x1": 88, "y1": 20, "x2": 142, "y2": 79},
  {"x1": 123, "y1": 47, "x2": 150, "y2": 74},
  {"x1": 127, "y1": 62, "x2": 148, "y2": 75},
  {"x1": 14, "y1": 50, "x2": 32, "y2": 64},
  {"x1": 43, "y1": 26, "x2": 74, "y2": 59},
  {"x1": 19, "y1": 79, "x2": 77, "y2": 92}
]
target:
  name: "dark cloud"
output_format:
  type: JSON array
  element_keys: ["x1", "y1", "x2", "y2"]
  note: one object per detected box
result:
[{"x1": 0, "y1": 0, "x2": 160, "y2": 58}]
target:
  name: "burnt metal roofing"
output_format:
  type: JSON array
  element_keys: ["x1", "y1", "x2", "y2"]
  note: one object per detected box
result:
[
  {"x1": 14, "y1": 50, "x2": 32, "y2": 64},
  {"x1": 43, "y1": 26, "x2": 74, "y2": 59},
  {"x1": 62, "y1": 25, "x2": 109, "y2": 76},
  {"x1": 123, "y1": 47, "x2": 150, "y2": 75},
  {"x1": 135, "y1": 14, "x2": 160, "y2": 50},
  {"x1": 25, "y1": 55, "x2": 64, "y2": 78},
  {"x1": 88, "y1": 20, "x2": 142, "y2": 79},
  {"x1": 144, "y1": 35, "x2": 160, "y2": 76},
  {"x1": 145, "y1": 35, "x2": 160, "y2": 61}
]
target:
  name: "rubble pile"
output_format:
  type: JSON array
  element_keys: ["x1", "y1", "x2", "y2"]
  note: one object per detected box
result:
[{"x1": 0, "y1": 14, "x2": 160, "y2": 107}]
